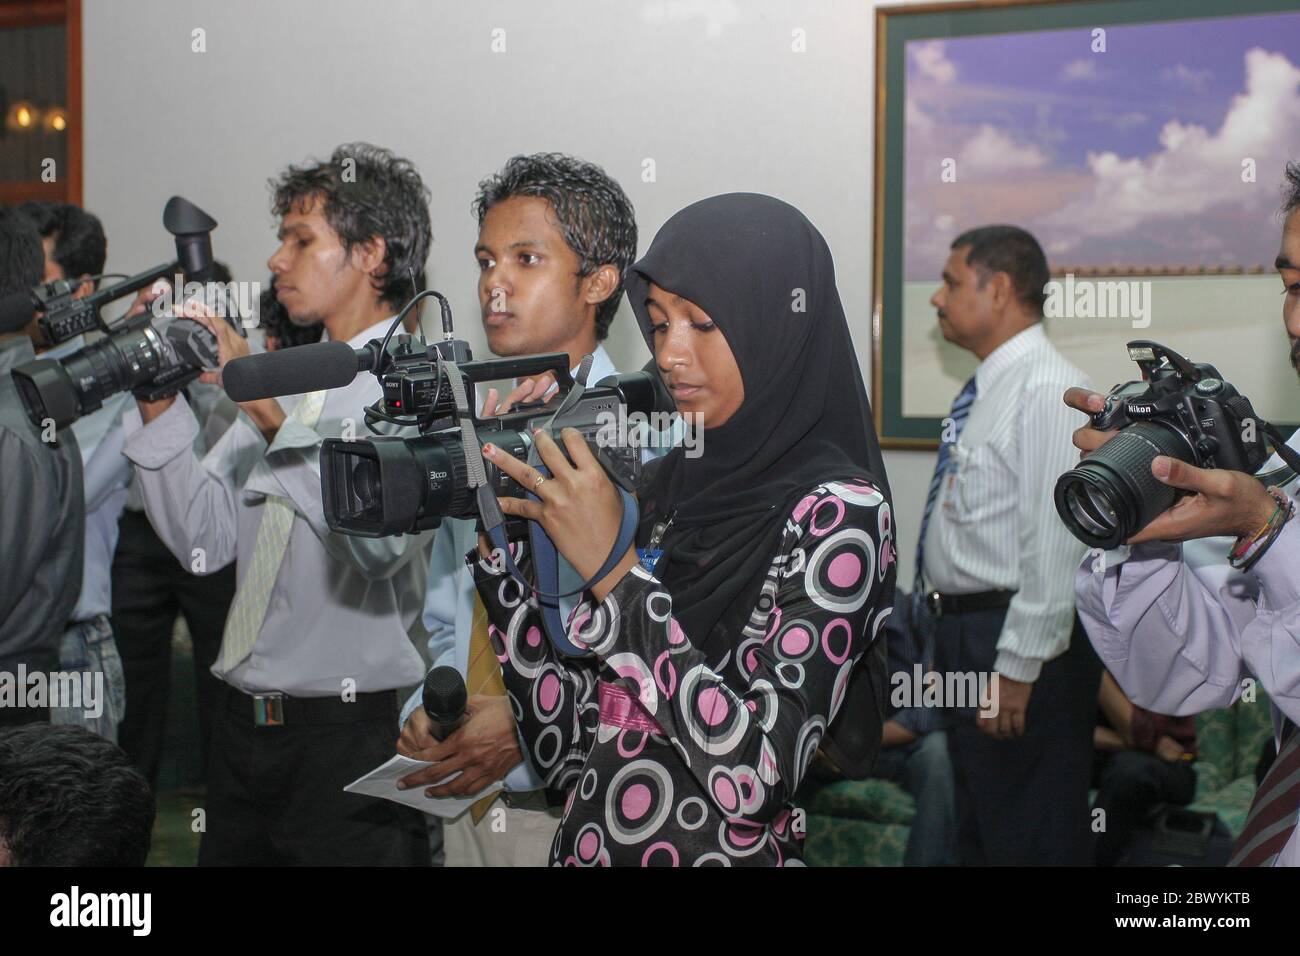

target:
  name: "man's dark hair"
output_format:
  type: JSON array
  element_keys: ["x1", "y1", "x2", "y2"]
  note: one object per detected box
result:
[
  {"x1": 951, "y1": 224, "x2": 1050, "y2": 316},
  {"x1": 270, "y1": 142, "x2": 432, "y2": 312},
  {"x1": 0, "y1": 207, "x2": 44, "y2": 299},
  {"x1": 1284, "y1": 161, "x2": 1300, "y2": 218},
  {"x1": 17, "y1": 201, "x2": 107, "y2": 286},
  {"x1": 0, "y1": 724, "x2": 154, "y2": 866},
  {"x1": 259, "y1": 277, "x2": 324, "y2": 349},
  {"x1": 472, "y1": 153, "x2": 637, "y2": 341}
]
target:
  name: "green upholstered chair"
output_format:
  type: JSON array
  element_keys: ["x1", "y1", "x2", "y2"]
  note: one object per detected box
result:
[{"x1": 801, "y1": 687, "x2": 1276, "y2": 867}]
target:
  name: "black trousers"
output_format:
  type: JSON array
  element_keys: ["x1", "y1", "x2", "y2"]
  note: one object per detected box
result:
[
  {"x1": 198, "y1": 688, "x2": 430, "y2": 867},
  {"x1": 933, "y1": 606, "x2": 1103, "y2": 866},
  {"x1": 111, "y1": 509, "x2": 236, "y2": 789},
  {"x1": 1091, "y1": 749, "x2": 1197, "y2": 867}
]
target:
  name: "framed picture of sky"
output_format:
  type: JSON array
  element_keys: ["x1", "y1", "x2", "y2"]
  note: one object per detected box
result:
[{"x1": 872, "y1": 0, "x2": 1300, "y2": 447}]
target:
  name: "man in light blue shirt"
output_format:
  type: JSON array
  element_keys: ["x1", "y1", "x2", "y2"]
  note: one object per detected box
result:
[
  {"x1": 18, "y1": 202, "x2": 131, "y2": 741},
  {"x1": 396, "y1": 154, "x2": 641, "y2": 866}
]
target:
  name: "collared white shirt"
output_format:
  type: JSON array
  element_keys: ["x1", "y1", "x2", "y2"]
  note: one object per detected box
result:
[
  {"x1": 921, "y1": 323, "x2": 1094, "y2": 681},
  {"x1": 122, "y1": 317, "x2": 428, "y2": 696}
]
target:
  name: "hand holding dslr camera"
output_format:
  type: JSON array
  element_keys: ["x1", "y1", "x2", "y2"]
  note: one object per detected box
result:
[{"x1": 1057, "y1": 340, "x2": 1299, "y2": 549}]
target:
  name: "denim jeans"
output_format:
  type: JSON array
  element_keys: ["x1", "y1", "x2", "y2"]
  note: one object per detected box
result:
[
  {"x1": 872, "y1": 730, "x2": 957, "y2": 866},
  {"x1": 49, "y1": 615, "x2": 126, "y2": 744}
]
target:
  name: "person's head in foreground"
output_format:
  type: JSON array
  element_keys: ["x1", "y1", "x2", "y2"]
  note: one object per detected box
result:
[{"x1": 0, "y1": 724, "x2": 154, "y2": 866}]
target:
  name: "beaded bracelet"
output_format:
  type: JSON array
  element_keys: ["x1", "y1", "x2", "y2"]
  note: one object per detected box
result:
[{"x1": 1228, "y1": 486, "x2": 1295, "y2": 572}]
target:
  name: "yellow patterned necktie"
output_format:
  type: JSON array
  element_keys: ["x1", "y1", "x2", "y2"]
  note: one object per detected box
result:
[
  {"x1": 466, "y1": 594, "x2": 507, "y2": 823},
  {"x1": 216, "y1": 390, "x2": 327, "y2": 672}
]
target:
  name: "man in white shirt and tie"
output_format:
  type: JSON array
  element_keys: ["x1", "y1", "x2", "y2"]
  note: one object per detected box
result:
[
  {"x1": 123, "y1": 143, "x2": 433, "y2": 865},
  {"x1": 916, "y1": 225, "x2": 1101, "y2": 865},
  {"x1": 393, "y1": 153, "x2": 641, "y2": 867}
]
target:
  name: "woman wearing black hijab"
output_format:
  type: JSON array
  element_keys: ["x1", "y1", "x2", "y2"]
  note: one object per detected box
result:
[{"x1": 475, "y1": 193, "x2": 896, "y2": 866}]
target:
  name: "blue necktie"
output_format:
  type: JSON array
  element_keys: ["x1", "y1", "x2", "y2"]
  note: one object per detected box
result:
[{"x1": 913, "y1": 376, "x2": 977, "y2": 603}]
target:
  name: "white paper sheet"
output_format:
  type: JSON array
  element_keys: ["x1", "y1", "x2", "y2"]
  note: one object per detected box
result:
[{"x1": 344, "y1": 754, "x2": 503, "y2": 819}]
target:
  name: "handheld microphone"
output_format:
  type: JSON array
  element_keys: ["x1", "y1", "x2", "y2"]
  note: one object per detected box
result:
[
  {"x1": 223, "y1": 340, "x2": 374, "y2": 402},
  {"x1": 422, "y1": 666, "x2": 468, "y2": 742}
]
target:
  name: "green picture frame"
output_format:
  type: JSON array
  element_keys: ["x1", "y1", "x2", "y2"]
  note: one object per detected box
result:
[{"x1": 872, "y1": 0, "x2": 1300, "y2": 448}]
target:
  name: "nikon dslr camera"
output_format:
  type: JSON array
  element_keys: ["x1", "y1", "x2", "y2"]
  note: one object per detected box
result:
[{"x1": 1054, "y1": 340, "x2": 1289, "y2": 549}]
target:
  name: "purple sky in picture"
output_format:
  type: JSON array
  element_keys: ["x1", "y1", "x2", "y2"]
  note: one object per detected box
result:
[{"x1": 904, "y1": 11, "x2": 1300, "y2": 280}]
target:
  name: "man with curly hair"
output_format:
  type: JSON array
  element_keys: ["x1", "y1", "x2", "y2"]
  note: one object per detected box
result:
[
  {"x1": 395, "y1": 153, "x2": 638, "y2": 866},
  {"x1": 122, "y1": 143, "x2": 433, "y2": 865}
]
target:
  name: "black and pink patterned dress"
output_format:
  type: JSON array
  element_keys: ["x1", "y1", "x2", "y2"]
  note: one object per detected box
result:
[{"x1": 470, "y1": 479, "x2": 895, "y2": 866}]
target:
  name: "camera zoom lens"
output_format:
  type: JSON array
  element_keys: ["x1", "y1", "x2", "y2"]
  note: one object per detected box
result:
[
  {"x1": 1054, "y1": 422, "x2": 1193, "y2": 549},
  {"x1": 1063, "y1": 482, "x2": 1119, "y2": 540}
]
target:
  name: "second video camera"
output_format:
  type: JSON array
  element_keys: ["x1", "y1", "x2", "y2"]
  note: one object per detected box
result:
[{"x1": 11, "y1": 196, "x2": 239, "y2": 429}]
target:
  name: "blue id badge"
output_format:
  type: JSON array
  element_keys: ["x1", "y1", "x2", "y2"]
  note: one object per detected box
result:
[{"x1": 637, "y1": 547, "x2": 664, "y2": 573}]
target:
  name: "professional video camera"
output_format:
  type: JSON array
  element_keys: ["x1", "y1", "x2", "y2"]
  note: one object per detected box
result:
[
  {"x1": 220, "y1": 290, "x2": 673, "y2": 539},
  {"x1": 9, "y1": 196, "x2": 240, "y2": 429},
  {"x1": 1054, "y1": 339, "x2": 1300, "y2": 549}
]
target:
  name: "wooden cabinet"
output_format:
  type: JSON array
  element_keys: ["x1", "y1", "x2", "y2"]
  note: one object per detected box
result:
[{"x1": 0, "y1": 0, "x2": 81, "y2": 206}]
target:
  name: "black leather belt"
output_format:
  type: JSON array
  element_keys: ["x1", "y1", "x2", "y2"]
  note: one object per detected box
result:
[
  {"x1": 923, "y1": 589, "x2": 1016, "y2": 619},
  {"x1": 220, "y1": 683, "x2": 398, "y2": 727},
  {"x1": 501, "y1": 789, "x2": 567, "y2": 812}
]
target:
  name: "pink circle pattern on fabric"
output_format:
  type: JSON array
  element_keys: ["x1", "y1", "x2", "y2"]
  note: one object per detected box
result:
[{"x1": 491, "y1": 483, "x2": 892, "y2": 866}]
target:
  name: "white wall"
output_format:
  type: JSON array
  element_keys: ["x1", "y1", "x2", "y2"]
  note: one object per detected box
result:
[{"x1": 83, "y1": 0, "x2": 938, "y2": 588}]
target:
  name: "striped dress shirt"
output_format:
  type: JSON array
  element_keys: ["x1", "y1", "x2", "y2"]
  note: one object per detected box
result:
[{"x1": 920, "y1": 323, "x2": 1093, "y2": 682}]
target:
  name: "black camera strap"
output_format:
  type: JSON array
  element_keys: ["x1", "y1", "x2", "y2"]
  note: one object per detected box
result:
[{"x1": 1260, "y1": 420, "x2": 1300, "y2": 480}]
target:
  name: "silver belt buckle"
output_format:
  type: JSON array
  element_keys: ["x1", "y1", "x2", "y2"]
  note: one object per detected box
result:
[
  {"x1": 926, "y1": 590, "x2": 943, "y2": 619},
  {"x1": 253, "y1": 693, "x2": 285, "y2": 727}
]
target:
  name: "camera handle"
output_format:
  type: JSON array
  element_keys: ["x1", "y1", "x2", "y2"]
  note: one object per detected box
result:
[
  {"x1": 482, "y1": 473, "x2": 640, "y2": 657},
  {"x1": 443, "y1": 351, "x2": 641, "y2": 656}
]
